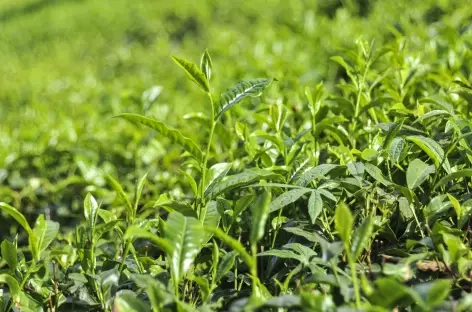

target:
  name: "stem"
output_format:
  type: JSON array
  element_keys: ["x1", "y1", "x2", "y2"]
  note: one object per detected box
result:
[
  {"x1": 199, "y1": 93, "x2": 216, "y2": 218},
  {"x1": 118, "y1": 239, "x2": 132, "y2": 273},
  {"x1": 346, "y1": 249, "x2": 361, "y2": 308},
  {"x1": 250, "y1": 244, "x2": 259, "y2": 298}
]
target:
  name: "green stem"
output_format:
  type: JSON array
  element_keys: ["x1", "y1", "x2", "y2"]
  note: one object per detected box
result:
[
  {"x1": 346, "y1": 248, "x2": 361, "y2": 308},
  {"x1": 250, "y1": 244, "x2": 259, "y2": 298},
  {"x1": 118, "y1": 239, "x2": 132, "y2": 273},
  {"x1": 199, "y1": 93, "x2": 216, "y2": 218}
]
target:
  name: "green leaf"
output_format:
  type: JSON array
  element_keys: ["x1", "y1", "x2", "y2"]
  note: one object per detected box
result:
[
  {"x1": 308, "y1": 190, "x2": 323, "y2": 224},
  {"x1": 406, "y1": 158, "x2": 435, "y2": 190},
  {"x1": 202, "y1": 201, "x2": 221, "y2": 243},
  {"x1": 407, "y1": 135, "x2": 451, "y2": 173},
  {"x1": 93, "y1": 220, "x2": 120, "y2": 243},
  {"x1": 258, "y1": 249, "x2": 306, "y2": 264},
  {"x1": 295, "y1": 164, "x2": 338, "y2": 187},
  {"x1": 351, "y1": 217, "x2": 374, "y2": 259},
  {"x1": 179, "y1": 169, "x2": 198, "y2": 197},
  {"x1": 270, "y1": 188, "x2": 311, "y2": 213},
  {"x1": 33, "y1": 214, "x2": 60, "y2": 257},
  {"x1": 335, "y1": 202, "x2": 353, "y2": 244},
  {"x1": 389, "y1": 137, "x2": 405, "y2": 164},
  {"x1": 215, "y1": 78, "x2": 275, "y2": 120},
  {"x1": 434, "y1": 169, "x2": 472, "y2": 190},
  {"x1": 347, "y1": 162, "x2": 365, "y2": 182},
  {"x1": 124, "y1": 227, "x2": 171, "y2": 257},
  {"x1": 250, "y1": 191, "x2": 272, "y2": 245},
  {"x1": 215, "y1": 251, "x2": 237, "y2": 283},
  {"x1": 200, "y1": 49, "x2": 212, "y2": 81},
  {"x1": 414, "y1": 110, "x2": 452, "y2": 124},
  {"x1": 114, "y1": 290, "x2": 149, "y2": 312},
  {"x1": 172, "y1": 55, "x2": 210, "y2": 92},
  {"x1": 0, "y1": 274, "x2": 21, "y2": 303},
  {"x1": 0, "y1": 202, "x2": 37, "y2": 260},
  {"x1": 116, "y1": 113, "x2": 203, "y2": 162},
  {"x1": 134, "y1": 173, "x2": 148, "y2": 216},
  {"x1": 0, "y1": 202, "x2": 33, "y2": 234},
  {"x1": 1, "y1": 240, "x2": 17, "y2": 270},
  {"x1": 106, "y1": 175, "x2": 133, "y2": 219},
  {"x1": 204, "y1": 162, "x2": 232, "y2": 193},
  {"x1": 165, "y1": 212, "x2": 204, "y2": 284},
  {"x1": 84, "y1": 193, "x2": 99, "y2": 228},
  {"x1": 413, "y1": 279, "x2": 452, "y2": 308},
  {"x1": 365, "y1": 163, "x2": 393, "y2": 187},
  {"x1": 205, "y1": 168, "x2": 281, "y2": 199},
  {"x1": 205, "y1": 226, "x2": 254, "y2": 269}
]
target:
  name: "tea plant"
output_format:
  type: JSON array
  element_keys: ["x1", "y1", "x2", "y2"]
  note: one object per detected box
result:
[{"x1": 1, "y1": 42, "x2": 472, "y2": 311}]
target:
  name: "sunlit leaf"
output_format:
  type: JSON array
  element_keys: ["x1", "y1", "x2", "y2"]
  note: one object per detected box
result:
[
  {"x1": 172, "y1": 55, "x2": 210, "y2": 92},
  {"x1": 215, "y1": 78, "x2": 275, "y2": 120}
]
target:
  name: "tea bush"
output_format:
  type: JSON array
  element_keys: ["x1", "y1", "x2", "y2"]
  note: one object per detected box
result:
[{"x1": 1, "y1": 0, "x2": 472, "y2": 311}]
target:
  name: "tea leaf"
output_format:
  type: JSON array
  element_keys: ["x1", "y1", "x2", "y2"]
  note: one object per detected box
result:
[
  {"x1": 215, "y1": 78, "x2": 275, "y2": 120},
  {"x1": 165, "y1": 212, "x2": 204, "y2": 284},
  {"x1": 0, "y1": 202, "x2": 33, "y2": 234},
  {"x1": 250, "y1": 191, "x2": 272, "y2": 245},
  {"x1": 172, "y1": 55, "x2": 210, "y2": 92},
  {"x1": 106, "y1": 175, "x2": 133, "y2": 219},
  {"x1": 124, "y1": 227, "x2": 171, "y2": 254},
  {"x1": 33, "y1": 214, "x2": 60, "y2": 257},
  {"x1": 407, "y1": 135, "x2": 451, "y2": 173},
  {"x1": 434, "y1": 169, "x2": 472, "y2": 190},
  {"x1": 205, "y1": 168, "x2": 281, "y2": 199},
  {"x1": 1, "y1": 240, "x2": 17, "y2": 270},
  {"x1": 203, "y1": 201, "x2": 221, "y2": 243},
  {"x1": 200, "y1": 49, "x2": 212, "y2": 81},
  {"x1": 308, "y1": 190, "x2": 323, "y2": 224},
  {"x1": 116, "y1": 113, "x2": 203, "y2": 162},
  {"x1": 295, "y1": 164, "x2": 338, "y2": 187},
  {"x1": 270, "y1": 188, "x2": 311, "y2": 213},
  {"x1": 406, "y1": 159, "x2": 435, "y2": 190},
  {"x1": 215, "y1": 251, "x2": 237, "y2": 283},
  {"x1": 335, "y1": 202, "x2": 353, "y2": 243},
  {"x1": 205, "y1": 226, "x2": 254, "y2": 269},
  {"x1": 84, "y1": 193, "x2": 99, "y2": 228},
  {"x1": 0, "y1": 274, "x2": 20, "y2": 303},
  {"x1": 351, "y1": 217, "x2": 374, "y2": 259}
]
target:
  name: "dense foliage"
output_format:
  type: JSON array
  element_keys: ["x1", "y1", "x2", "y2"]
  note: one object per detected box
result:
[{"x1": 1, "y1": 0, "x2": 472, "y2": 311}]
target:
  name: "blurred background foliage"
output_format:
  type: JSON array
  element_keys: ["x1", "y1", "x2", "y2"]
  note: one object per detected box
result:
[{"x1": 0, "y1": 0, "x2": 471, "y2": 232}]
